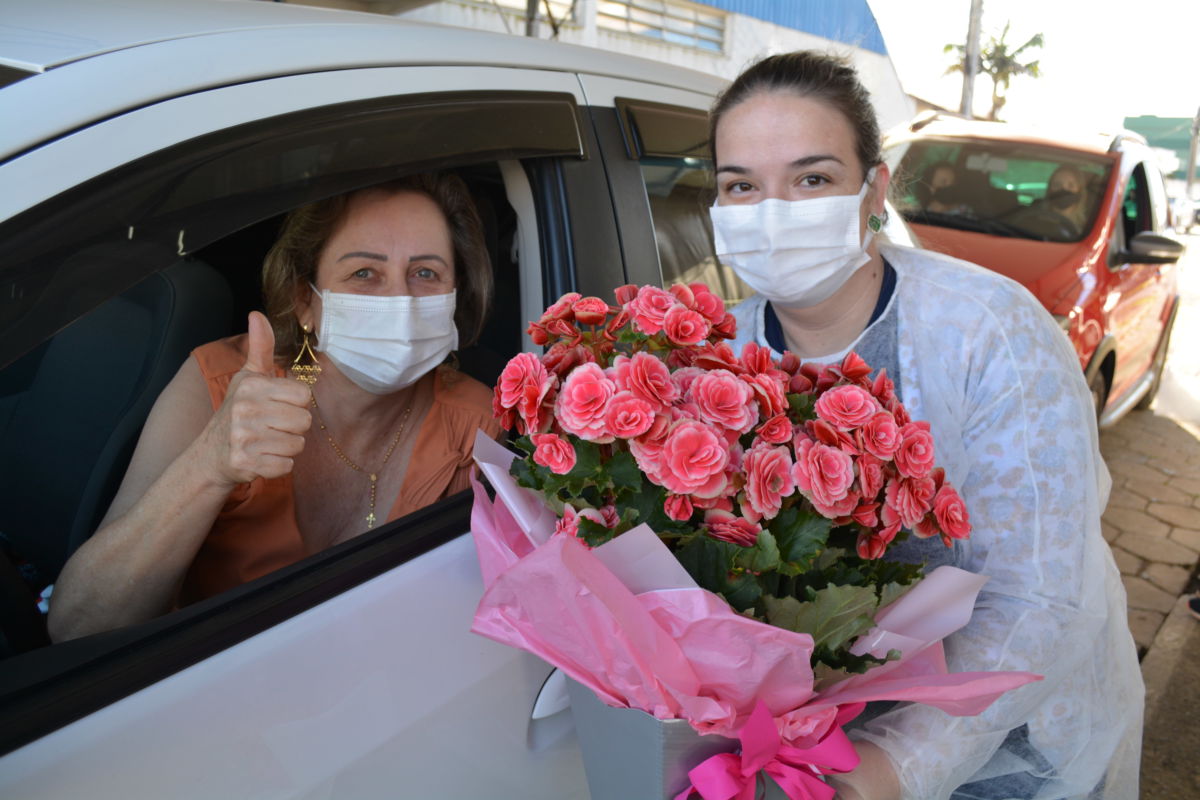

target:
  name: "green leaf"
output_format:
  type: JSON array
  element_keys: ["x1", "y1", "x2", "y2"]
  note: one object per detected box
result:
[
  {"x1": 577, "y1": 516, "x2": 618, "y2": 548},
  {"x1": 877, "y1": 580, "x2": 913, "y2": 610},
  {"x1": 509, "y1": 455, "x2": 541, "y2": 490},
  {"x1": 787, "y1": 392, "x2": 815, "y2": 422},
  {"x1": 563, "y1": 440, "x2": 602, "y2": 495},
  {"x1": 771, "y1": 506, "x2": 831, "y2": 573},
  {"x1": 733, "y1": 529, "x2": 780, "y2": 573},
  {"x1": 722, "y1": 571, "x2": 762, "y2": 612},
  {"x1": 607, "y1": 450, "x2": 641, "y2": 492},
  {"x1": 764, "y1": 584, "x2": 879, "y2": 653}
]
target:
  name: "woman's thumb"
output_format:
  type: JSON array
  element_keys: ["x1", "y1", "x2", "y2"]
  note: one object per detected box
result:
[{"x1": 243, "y1": 311, "x2": 277, "y2": 375}]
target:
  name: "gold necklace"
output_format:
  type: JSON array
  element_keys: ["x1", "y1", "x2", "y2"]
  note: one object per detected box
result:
[{"x1": 309, "y1": 394, "x2": 413, "y2": 530}]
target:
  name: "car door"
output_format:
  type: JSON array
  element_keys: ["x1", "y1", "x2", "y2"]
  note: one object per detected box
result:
[
  {"x1": 574, "y1": 74, "x2": 747, "y2": 304},
  {"x1": 1105, "y1": 160, "x2": 1175, "y2": 405},
  {"x1": 0, "y1": 62, "x2": 629, "y2": 798}
]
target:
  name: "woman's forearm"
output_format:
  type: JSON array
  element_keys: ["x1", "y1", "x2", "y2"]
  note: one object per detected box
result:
[{"x1": 47, "y1": 439, "x2": 236, "y2": 642}]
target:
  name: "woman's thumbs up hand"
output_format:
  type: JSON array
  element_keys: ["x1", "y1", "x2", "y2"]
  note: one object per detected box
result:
[{"x1": 202, "y1": 311, "x2": 313, "y2": 487}]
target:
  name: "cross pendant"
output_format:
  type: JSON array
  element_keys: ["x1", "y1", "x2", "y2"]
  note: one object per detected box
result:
[{"x1": 365, "y1": 511, "x2": 376, "y2": 529}]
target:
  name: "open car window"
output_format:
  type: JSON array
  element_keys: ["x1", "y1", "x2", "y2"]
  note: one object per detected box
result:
[{"x1": 0, "y1": 78, "x2": 588, "y2": 756}]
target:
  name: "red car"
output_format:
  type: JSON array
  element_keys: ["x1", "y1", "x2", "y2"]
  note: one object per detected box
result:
[{"x1": 885, "y1": 116, "x2": 1183, "y2": 425}]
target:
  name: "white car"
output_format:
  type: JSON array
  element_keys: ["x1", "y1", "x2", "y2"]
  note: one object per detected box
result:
[{"x1": 0, "y1": 1, "x2": 736, "y2": 796}]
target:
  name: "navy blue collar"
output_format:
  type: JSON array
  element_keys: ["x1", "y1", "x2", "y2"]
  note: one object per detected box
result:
[{"x1": 764, "y1": 259, "x2": 896, "y2": 354}]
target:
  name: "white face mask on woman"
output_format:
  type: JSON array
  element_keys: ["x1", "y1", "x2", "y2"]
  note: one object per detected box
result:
[
  {"x1": 709, "y1": 168, "x2": 879, "y2": 309},
  {"x1": 312, "y1": 286, "x2": 458, "y2": 394}
]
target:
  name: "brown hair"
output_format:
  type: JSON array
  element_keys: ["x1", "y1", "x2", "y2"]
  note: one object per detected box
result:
[
  {"x1": 261, "y1": 172, "x2": 493, "y2": 361},
  {"x1": 709, "y1": 51, "x2": 882, "y2": 179}
]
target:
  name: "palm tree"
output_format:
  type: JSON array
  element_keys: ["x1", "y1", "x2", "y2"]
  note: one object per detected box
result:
[{"x1": 946, "y1": 22, "x2": 1043, "y2": 121}]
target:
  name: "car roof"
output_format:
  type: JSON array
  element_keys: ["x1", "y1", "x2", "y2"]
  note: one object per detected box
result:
[
  {"x1": 886, "y1": 114, "x2": 1132, "y2": 157},
  {"x1": 0, "y1": 0, "x2": 726, "y2": 162},
  {"x1": 0, "y1": 0, "x2": 718, "y2": 88}
]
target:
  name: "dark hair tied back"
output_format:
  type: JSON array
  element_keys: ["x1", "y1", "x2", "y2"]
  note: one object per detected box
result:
[{"x1": 709, "y1": 51, "x2": 882, "y2": 179}]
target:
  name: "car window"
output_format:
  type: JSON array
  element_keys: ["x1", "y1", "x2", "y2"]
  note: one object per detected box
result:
[
  {"x1": 888, "y1": 138, "x2": 1113, "y2": 243},
  {"x1": 0, "y1": 87, "x2": 586, "y2": 753},
  {"x1": 1121, "y1": 163, "x2": 1154, "y2": 242},
  {"x1": 614, "y1": 99, "x2": 753, "y2": 307}
]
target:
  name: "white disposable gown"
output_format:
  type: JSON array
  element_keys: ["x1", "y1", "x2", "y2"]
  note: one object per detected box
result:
[{"x1": 729, "y1": 243, "x2": 1143, "y2": 800}]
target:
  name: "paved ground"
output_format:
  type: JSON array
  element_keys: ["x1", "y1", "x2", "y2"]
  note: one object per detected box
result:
[{"x1": 1105, "y1": 230, "x2": 1200, "y2": 797}]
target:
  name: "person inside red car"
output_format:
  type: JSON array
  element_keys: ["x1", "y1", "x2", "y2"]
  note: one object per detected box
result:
[
  {"x1": 1045, "y1": 164, "x2": 1091, "y2": 235},
  {"x1": 708, "y1": 50, "x2": 1143, "y2": 800}
]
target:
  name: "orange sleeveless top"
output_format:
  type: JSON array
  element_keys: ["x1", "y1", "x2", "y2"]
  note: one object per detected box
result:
[{"x1": 177, "y1": 334, "x2": 501, "y2": 605}]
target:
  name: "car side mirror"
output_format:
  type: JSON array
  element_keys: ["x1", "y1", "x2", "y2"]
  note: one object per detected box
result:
[{"x1": 1115, "y1": 231, "x2": 1186, "y2": 265}]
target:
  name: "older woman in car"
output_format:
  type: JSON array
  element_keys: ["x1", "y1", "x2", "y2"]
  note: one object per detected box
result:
[{"x1": 49, "y1": 172, "x2": 499, "y2": 641}]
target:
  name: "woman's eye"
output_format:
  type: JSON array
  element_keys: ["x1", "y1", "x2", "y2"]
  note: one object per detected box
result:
[
  {"x1": 351, "y1": 267, "x2": 374, "y2": 279},
  {"x1": 800, "y1": 174, "x2": 829, "y2": 188},
  {"x1": 725, "y1": 180, "x2": 754, "y2": 195},
  {"x1": 413, "y1": 266, "x2": 442, "y2": 281}
]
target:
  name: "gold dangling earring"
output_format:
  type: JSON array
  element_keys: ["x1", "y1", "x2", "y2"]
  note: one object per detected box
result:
[{"x1": 291, "y1": 324, "x2": 322, "y2": 386}]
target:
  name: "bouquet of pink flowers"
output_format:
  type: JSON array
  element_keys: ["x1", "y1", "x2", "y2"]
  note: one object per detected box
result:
[
  {"x1": 472, "y1": 283, "x2": 1037, "y2": 799},
  {"x1": 493, "y1": 282, "x2": 970, "y2": 677}
]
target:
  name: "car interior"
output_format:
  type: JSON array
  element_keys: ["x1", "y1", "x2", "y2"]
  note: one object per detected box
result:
[{"x1": 0, "y1": 163, "x2": 524, "y2": 663}]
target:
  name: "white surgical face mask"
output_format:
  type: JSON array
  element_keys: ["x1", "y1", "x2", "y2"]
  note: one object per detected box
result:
[
  {"x1": 312, "y1": 286, "x2": 458, "y2": 394},
  {"x1": 709, "y1": 168, "x2": 878, "y2": 308}
]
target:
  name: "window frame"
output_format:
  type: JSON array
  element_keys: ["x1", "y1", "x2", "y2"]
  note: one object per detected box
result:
[{"x1": 0, "y1": 79, "x2": 591, "y2": 756}]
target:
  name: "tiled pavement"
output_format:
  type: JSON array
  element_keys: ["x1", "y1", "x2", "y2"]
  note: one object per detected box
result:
[{"x1": 1099, "y1": 409, "x2": 1200, "y2": 654}]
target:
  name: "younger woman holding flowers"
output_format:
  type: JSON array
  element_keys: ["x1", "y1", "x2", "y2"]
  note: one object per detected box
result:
[{"x1": 708, "y1": 52, "x2": 1142, "y2": 800}]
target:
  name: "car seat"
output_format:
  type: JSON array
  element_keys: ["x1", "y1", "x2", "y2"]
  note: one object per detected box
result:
[{"x1": 0, "y1": 258, "x2": 234, "y2": 613}]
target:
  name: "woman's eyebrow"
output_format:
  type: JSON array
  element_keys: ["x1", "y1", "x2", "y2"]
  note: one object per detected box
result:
[
  {"x1": 409, "y1": 254, "x2": 449, "y2": 266},
  {"x1": 336, "y1": 251, "x2": 387, "y2": 262},
  {"x1": 716, "y1": 154, "x2": 844, "y2": 175}
]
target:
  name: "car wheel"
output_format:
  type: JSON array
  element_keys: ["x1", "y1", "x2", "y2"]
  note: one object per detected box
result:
[{"x1": 1088, "y1": 369, "x2": 1109, "y2": 421}]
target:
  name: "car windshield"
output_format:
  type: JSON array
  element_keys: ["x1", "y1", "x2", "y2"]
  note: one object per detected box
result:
[{"x1": 887, "y1": 138, "x2": 1113, "y2": 243}]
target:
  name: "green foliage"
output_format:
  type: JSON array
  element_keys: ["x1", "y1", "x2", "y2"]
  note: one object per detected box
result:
[
  {"x1": 762, "y1": 584, "x2": 878, "y2": 654},
  {"x1": 945, "y1": 21, "x2": 1044, "y2": 120},
  {"x1": 770, "y1": 506, "x2": 831, "y2": 575}
]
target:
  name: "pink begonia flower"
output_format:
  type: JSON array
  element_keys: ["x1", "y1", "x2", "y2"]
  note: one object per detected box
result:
[
  {"x1": 933, "y1": 484, "x2": 971, "y2": 542},
  {"x1": 743, "y1": 372, "x2": 789, "y2": 418},
  {"x1": 886, "y1": 474, "x2": 937, "y2": 529},
  {"x1": 612, "y1": 352, "x2": 679, "y2": 410},
  {"x1": 871, "y1": 368, "x2": 897, "y2": 406},
  {"x1": 663, "y1": 493, "x2": 694, "y2": 522},
  {"x1": 894, "y1": 420, "x2": 936, "y2": 478},
  {"x1": 712, "y1": 312, "x2": 737, "y2": 339},
  {"x1": 689, "y1": 283, "x2": 726, "y2": 324},
  {"x1": 856, "y1": 453, "x2": 887, "y2": 500},
  {"x1": 605, "y1": 391, "x2": 656, "y2": 439},
  {"x1": 690, "y1": 369, "x2": 757, "y2": 434},
  {"x1": 815, "y1": 384, "x2": 880, "y2": 430},
  {"x1": 541, "y1": 342, "x2": 594, "y2": 378},
  {"x1": 791, "y1": 438, "x2": 855, "y2": 510},
  {"x1": 650, "y1": 419, "x2": 729, "y2": 498},
  {"x1": 555, "y1": 503, "x2": 612, "y2": 540},
  {"x1": 662, "y1": 304, "x2": 710, "y2": 346},
  {"x1": 670, "y1": 366, "x2": 705, "y2": 398},
  {"x1": 693, "y1": 342, "x2": 744, "y2": 374},
  {"x1": 540, "y1": 291, "x2": 581, "y2": 323},
  {"x1": 555, "y1": 362, "x2": 616, "y2": 442},
  {"x1": 497, "y1": 352, "x2": 550, "y2": 409},
  {"x1": 755, "y1": 414, "x2": 794, "y2": 446},
  {"x1": 628, "y1": 286, "x2": 677, "y2": 335},
  {"x1": 857, "y1": 411, "x2": 901, "y2": 461},
  {"x1": 742, "y1": 443, "x2": 795, "y2": 521},
  {"x1": 613, "y1": 284, "x2": 639, "y2": 305},
  {"x1": 668, "y1": 283, "x2": 696, "y2": 308},
  {"x1": 572, "y1": 296, "x2": 610, "y2": 326},
  {"x1": 703, "y1": 509, "x2": 761, "y2": 547},
  {"x1": 531, "y1": 433, "x2": 576, "y2": 474}
]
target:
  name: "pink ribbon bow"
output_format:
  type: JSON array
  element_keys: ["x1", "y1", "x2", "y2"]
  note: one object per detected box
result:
[{"x1": 676, "y1": 702, "x2": 862, "y2": 800}]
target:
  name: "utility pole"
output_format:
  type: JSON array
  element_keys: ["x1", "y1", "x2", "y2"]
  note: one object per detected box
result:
[
  {"x1": 1187, "y1": 105, "x2": 1200, "y2": 200},
  {"x1": 959, "y1": 0, "x2": 983, "y2": 118},
  {"x1": 525, "y1": 0, "x2": 539, "y2": 37}
]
